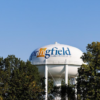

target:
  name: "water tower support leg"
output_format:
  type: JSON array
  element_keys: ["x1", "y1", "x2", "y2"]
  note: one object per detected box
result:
[
  {"x1": 65, "y1": 64, "x2": 68, "y2": 100},
  {"x1": 65, "y1": 64, "x2": 68, "y2": 85},
  {"x1": 45, "y1": 63, "x2": 48, "y2": 100}
]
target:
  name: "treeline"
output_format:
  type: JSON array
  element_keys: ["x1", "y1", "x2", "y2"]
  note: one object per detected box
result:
[
  {"x1": 77, "y1": 42, "x2": 100, "y2": 100},
  {"x1": 0, "y1": 55, "x2": 44, "y2": 100},
  {"x1": 0, "y1": 55, "x2": 75, "y2": 100}
]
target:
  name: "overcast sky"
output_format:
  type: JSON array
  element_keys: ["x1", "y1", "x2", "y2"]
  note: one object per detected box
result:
[{"x1": 0, "y1": 0, "x2": 100, "y2": 61}]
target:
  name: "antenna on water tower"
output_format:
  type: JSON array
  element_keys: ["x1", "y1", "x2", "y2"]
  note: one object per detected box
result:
[{"x1": 55, "y1": 42, "x2": 58, "y2": 44}]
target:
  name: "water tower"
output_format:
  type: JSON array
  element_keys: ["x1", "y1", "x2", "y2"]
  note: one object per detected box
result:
[{"x1": 29, "y1": 42, "x2": 83, "y2": 100}]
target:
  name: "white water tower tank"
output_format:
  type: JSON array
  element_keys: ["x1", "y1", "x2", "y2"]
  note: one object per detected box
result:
[{"x1": 29, "y1": 42, "x2": 83, "y2": 86}]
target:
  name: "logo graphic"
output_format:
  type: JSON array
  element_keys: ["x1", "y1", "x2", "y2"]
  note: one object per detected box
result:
[
  {"x1": 30, "y1": 47, "x2": 71, "y2": 59},
  {"x1": 36, "y1": 48, "x2": 47, "y2": 57}
]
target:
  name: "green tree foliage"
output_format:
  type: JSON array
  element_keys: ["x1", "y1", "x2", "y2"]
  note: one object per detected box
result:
[
  {"x1": 48, "y1": 79, "x2": 53, "y2": 94},
  {"x1": 0, "y1": 55, "x2": 44, "y2": 100},
  {"x1": 50, "y1": 84, "x2": 76, "y2": 100},
  {"x1": 77, "y1": 42, "x2": 100, "y2": 100}
]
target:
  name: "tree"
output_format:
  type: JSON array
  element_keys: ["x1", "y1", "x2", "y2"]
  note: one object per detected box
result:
[
  {"x1": 0, "y1": 55, "x2": 44, "y2": 100},
  {"x1": 77, "y1": 42, "x2": 100, "y2": 100},
  {"x1": 50, "y1": 84, "x2": 76, "y2": 100}
]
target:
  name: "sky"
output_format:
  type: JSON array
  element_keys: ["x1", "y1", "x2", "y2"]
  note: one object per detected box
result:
[{"x1": 0, "y1": 0, "x2": 100, "y2": 61}]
